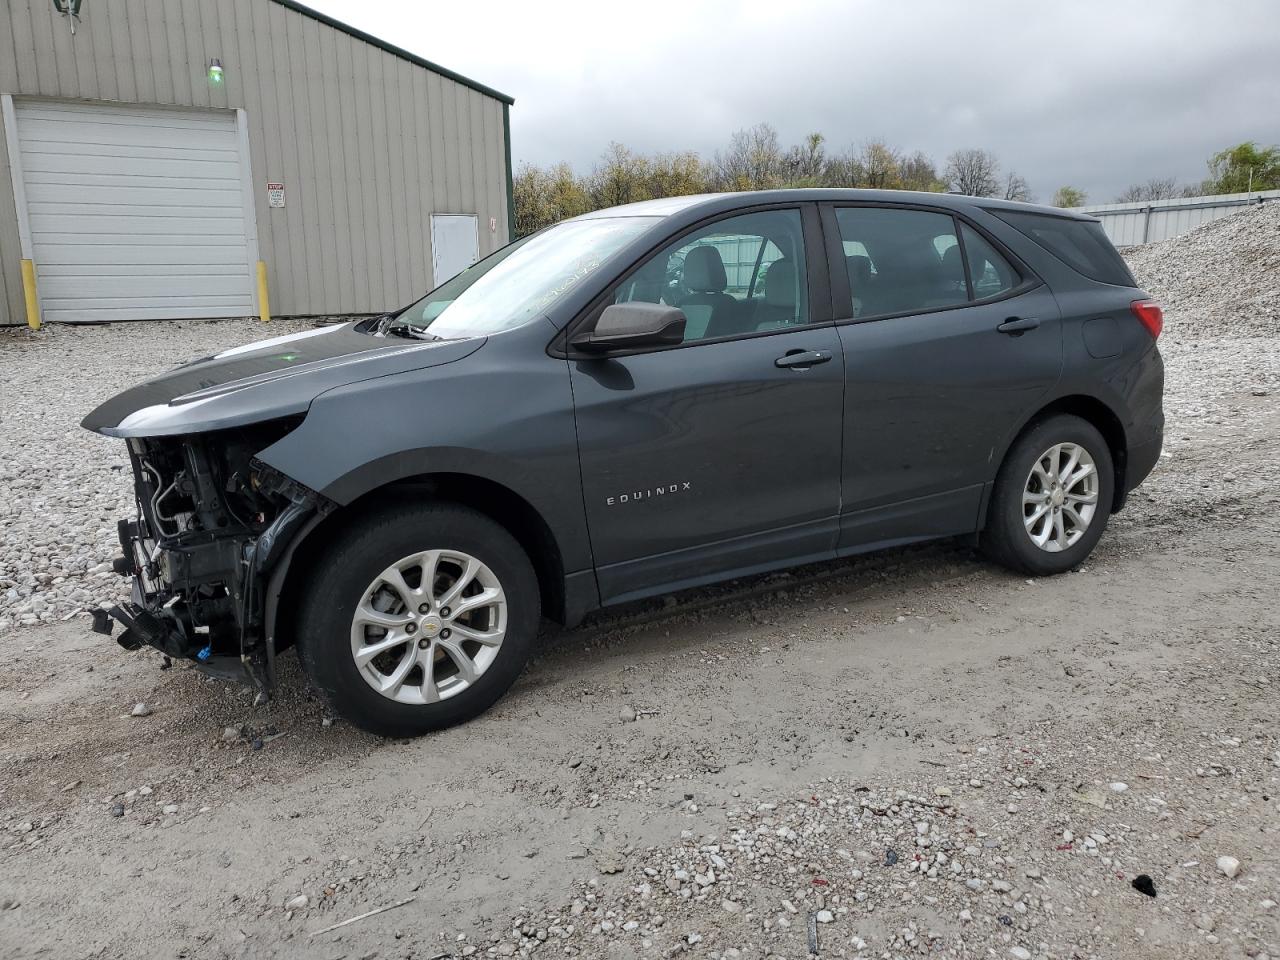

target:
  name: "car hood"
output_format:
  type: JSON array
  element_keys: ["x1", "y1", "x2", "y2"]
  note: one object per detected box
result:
[{"x1": 82, "y1": 322, "x2": 484, "y2": 438}]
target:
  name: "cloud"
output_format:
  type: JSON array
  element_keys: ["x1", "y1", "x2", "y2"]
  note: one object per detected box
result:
[{"x1": 310, "y1": 0, "x2": 1280, "y2": 202}]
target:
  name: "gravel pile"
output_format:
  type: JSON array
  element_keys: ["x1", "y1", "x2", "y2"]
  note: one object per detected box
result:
[
  {"x1": 0, "y1": 317, "x2": 312, "y2": 632},
  {"x1": 1125, "y1": 200, "x2": 1280, "y2": 339}
]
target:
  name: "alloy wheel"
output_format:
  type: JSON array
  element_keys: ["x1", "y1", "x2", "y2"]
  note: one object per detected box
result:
[
  {"x1": 349, "y1": 550, "x2": 507, "y2": 704},
  {"x1": 1022, "y1": 442, "x2": 1099, "y2": 553}
]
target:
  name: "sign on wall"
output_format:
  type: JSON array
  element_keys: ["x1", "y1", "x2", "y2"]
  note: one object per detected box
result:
[{"x1": 266, "y1": 182, "x2": 285, "y2": 208}]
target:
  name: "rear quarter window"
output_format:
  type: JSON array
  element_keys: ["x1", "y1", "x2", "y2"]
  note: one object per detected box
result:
[{"x1": 990, "y1": 210, "x2": 1135, "y2": 287}]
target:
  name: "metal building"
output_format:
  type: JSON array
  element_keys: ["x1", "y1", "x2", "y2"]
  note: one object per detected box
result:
[
  {"x1": 0, "y1": 0, "x2": 514, "y2": 326},
  {"x1": 1074, "y1": 190, "x2": 1280, "y2": 246}
]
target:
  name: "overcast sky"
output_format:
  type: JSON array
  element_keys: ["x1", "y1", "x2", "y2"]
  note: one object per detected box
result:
[{"x1": 310, "y1": 0, "x2": 1280, "y2": 204}]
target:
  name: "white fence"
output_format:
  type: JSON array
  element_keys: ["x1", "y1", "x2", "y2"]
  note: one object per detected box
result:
[{"x1": 1072, "y1": 190, "x2": 1280, "y2": 246}]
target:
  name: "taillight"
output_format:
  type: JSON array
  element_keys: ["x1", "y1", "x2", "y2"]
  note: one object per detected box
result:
[{"x1": 1130, "y1": 299, "x2": 1163, "y2": 339}]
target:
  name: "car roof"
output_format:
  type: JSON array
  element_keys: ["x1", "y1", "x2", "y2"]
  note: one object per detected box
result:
[{"x1": 572, "y1": 189, "x2": 1097, "y2": 223}]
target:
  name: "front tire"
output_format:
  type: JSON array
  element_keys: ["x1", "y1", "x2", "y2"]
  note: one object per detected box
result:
[
  {"x1": 296, "y1": 502, "x2": 540, "y2": 737},
  {"x1": 982, "y1": 414, "x2": 1115, "y2": 576}
]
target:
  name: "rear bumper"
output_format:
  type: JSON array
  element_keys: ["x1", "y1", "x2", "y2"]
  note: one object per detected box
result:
[
  {"x1": 1114, "y1": 343, "x2": 1164, "y2": 512},
  {"x1": 1126, "y1": 432, "x2": 1163, "y2": 493},
  {"x1": 1114, "y1": 420, "x2": 1163, "y2": 512}
]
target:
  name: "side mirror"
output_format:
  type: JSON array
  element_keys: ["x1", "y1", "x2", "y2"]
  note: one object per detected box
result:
[{"x1": 572, "y1": 303, "x2": 686, "y2": 353}]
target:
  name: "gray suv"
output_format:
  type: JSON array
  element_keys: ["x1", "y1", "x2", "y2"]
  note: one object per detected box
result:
[{"x1": 84, "y1": 190, "x2": 1165, "y2": 736}]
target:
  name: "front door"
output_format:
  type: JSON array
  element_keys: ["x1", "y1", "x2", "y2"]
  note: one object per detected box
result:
[
  {"x1": 826, "y1": 204, "x2": 1063, "y2": 548},
  {"x1": 568, "y1": 207, "x2": 845, "y2": 603}
]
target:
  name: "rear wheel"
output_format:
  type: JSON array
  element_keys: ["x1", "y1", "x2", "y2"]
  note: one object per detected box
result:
[
  {"x1": 296, "y1": 503, "x2": 539, "y2": 736},
  {"x1": 982, "y1": 414, "x2": 1115, "y2": 575}
]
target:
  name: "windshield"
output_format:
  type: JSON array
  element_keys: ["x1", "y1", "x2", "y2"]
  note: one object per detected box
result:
[{"x1": 384, "y1": 217, "x2": 656, "y2": 339}]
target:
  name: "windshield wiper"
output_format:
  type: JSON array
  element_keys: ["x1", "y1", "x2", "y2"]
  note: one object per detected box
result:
[{"x1": 382, "y1": 324, "x2": 440, "y2": 341}]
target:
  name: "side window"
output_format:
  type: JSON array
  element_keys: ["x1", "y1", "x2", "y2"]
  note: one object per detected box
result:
[
  {"x1": 613, "y1": 209, "x2": 809, "y2": 343},
  {"x1": 960, "y1": 223, "x2": 1019, "y2": 299},
  {"x1": 749, "y1": 240, "x2": 786, "y2": 302},
  {"x1": 989, "y1": 209, "x2": 1134, "y2": 286},
  {"x1": 835, "y1": 208, "x2": 967, "y2": 318}
]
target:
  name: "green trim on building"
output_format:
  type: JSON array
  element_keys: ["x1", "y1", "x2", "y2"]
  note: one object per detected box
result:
[
  {"x1": 503, "y1": 103, "x2": 516, "y2": 243},
  {"x1": 270, "y1": 0, "x2": 515, "y2": 106}
]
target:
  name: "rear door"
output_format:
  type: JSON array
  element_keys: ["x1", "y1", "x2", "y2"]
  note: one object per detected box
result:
[
  {"x1": 567, "y1": 205, "x2": 845, "y2": 603},
  {"x1": 824, "y1": 203, "x2": 1062, "y2": 549}
]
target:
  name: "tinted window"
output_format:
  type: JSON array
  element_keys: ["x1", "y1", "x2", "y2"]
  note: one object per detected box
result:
[
  {"x1": 613, "y1": 209, "x2": 809, "y2": 343},
  {"x1": 960, "y1": 223, "x2": 1019, "y2": 299},
  {"x1": 835, "y1": 208, "x2": 967, "y2": 318},
  {"x1": 991, "y1": 210, "x2": 1135, "y2": 287}
]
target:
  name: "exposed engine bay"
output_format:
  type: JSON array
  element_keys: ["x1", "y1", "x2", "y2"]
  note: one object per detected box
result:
[{"x1": 92, "y1": 418, "x2": 329, "y2": 696}]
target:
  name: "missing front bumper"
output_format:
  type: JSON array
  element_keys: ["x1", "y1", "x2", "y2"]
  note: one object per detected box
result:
[
  {"x1": 91, "y1": 486, "x2": 322, "y2": 699},
  {"x1": 91, "y1": 585, "x2": 273, "y2": 697}
]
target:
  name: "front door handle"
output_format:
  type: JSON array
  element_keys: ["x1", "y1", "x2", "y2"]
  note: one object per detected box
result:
[
  {"x1": 997, "y1": 316, "x2": 1040, "y2": 335},
  {"x1": 775, "y1": 349, "x2": 833, "y2": 369}
]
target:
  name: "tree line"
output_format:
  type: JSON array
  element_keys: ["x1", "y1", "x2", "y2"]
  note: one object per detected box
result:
[
  {"x1": 1110, "y1": 142, "x2": 1280, "y2": 203},
  {"x1": 513, "y1": 125, "x2": 1280, "y2": 236}
]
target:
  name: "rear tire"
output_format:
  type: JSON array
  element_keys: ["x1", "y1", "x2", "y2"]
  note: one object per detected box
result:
[
  {"x1": 982, "y1": 414, "x2": 1115, "y2": 576},
  {"x1": 296, "y1": 502, "x2": 540, "y2": 737}
]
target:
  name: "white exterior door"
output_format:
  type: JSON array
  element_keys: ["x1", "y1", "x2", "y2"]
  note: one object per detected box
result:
[
  {"x1": 11, "y1": 100, "x2": 255, "y2": 322},
  {"x1": 430, "y1": 214, "x2": 479, "y2": 287}
]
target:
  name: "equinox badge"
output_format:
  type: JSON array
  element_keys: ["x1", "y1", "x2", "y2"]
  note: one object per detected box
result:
[{"x1": 606, "y1": 482, "x2": 692, "y2": 506}]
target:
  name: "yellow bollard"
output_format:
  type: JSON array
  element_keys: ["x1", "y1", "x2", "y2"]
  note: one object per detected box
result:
[
  {"x1": 256, "y1": 260, "x2": 271, "y2": 323},
  {"x1": 20, "y1": 259, "x2": 40, "y2": 330}
]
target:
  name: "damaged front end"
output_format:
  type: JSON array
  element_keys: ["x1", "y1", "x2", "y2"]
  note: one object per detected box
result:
[{"x1": 93, "y1": 419, "x2": 330, "y2": 697}]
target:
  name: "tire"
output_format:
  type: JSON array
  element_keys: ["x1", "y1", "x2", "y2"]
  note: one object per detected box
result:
[
  {"x1": 296, "y1": 501, "x2": 540, "y2": 737},
  {"x1": 982, "y1": 414, "x2": 1115, "y2": 576}
]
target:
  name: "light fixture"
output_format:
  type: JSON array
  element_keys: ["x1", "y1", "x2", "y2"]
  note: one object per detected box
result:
[{"x1": 208, "y1": 59, "x2": 224, "y2": 86}]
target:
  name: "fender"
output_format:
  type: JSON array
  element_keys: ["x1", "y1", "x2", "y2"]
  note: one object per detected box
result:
[{"x1": 254, "y1": 323, "x2": 595, "y2": 575}]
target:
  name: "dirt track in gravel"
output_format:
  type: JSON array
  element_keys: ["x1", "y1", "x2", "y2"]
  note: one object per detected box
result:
[{"x1": 1, "y1": 333, "x2": 1278, "y2": 959}]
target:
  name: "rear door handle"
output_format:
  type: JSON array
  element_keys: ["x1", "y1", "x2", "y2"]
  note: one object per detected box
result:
[
  {"x1": 775, "y1": 349, "x2": 833, "y2": 369},
  {"x1": 997, "y1": 316, "x2": 1040, "y2": 335}
]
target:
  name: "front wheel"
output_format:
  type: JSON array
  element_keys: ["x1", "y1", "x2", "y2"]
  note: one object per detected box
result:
[
  {"x1": 982, "y1": 414, "x2": 1115, "y2": 576},
  {"x1": 296, "y1": 502, "x2": 540, "y2": 737}
]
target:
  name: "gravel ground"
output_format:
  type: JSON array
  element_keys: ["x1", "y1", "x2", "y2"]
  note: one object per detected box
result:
[
  {"x1": 1, "y1": 213, "x2": 1278, "y2": 960},
  {"x1": 0, "y1": 317, "x2": 314, "y2": 632}
]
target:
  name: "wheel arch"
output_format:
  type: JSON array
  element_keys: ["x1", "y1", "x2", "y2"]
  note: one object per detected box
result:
[
  {"x1": 270, "y1": 472, "x2": 575, "y2": 657},
  {"x1": 993, "y1": 394, "x2": 1130, "y2": 515}
]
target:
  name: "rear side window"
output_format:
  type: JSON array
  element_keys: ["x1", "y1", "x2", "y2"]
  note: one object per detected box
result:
[
  {"x1": 991, "y1": 210, "x2": 1135, "y2": 287},
  {"x1": 960, "y1": 223, "x2": 1019, "y2": 299},
  {"x1": 835, "y1": 208, "x2": 967, "y2": 318}
]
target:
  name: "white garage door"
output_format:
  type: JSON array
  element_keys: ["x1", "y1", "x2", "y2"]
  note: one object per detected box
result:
[{"x1": 13, "y1": 100, "x2": 255, "y2": 323}]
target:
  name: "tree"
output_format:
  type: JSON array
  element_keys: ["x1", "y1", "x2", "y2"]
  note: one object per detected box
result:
[
  {"x1": 1207, "y1": 141, "x2": 1280, "y2": 194},
  {"x1": 1115, "y1": 177, "x2": 1180, "y2": 203},
  {"x1": 1052, "y1": 186, "x2": 1086, "y2": 208},
  {"x1": 513, "y1": 162, "x2": 590, "y2": 237},
  {"x1": 821, "y1": 146, "x2": 860, "y2": 188},
  {"x1": 783, "y1": 132, "x2": 826, "y2": 186},
  {"x1": 646, "y1": 151, "x2": 710, "y2": 199},
  {"x1": 712, "y1": 123, "x2": 785, "y2": 191},
  {"x1": 899, "y1": 151, "x2": 942, "y2": 192},
  {"x1": 1002, "y1": 171, "x2": 1033, "y2": 203},
  {"x1": 943, "y1": 148, "x2": 1000, "y2": 197},
  {"x1": 855, "y1": 141, "x2": 902, "y2": 189},
  {"x1": 586, "y1": 142, "x2": 653, "y2": 208}
]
